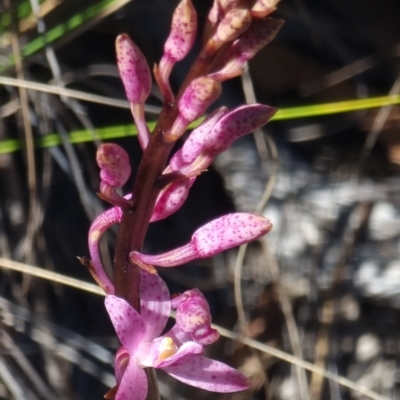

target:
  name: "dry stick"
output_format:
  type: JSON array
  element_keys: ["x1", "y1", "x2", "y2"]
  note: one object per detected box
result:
[
  {"x1": 29, "y1": 0, "x2": 99, "y2": 145},
  {"x1": 309, "y1": 203, "x2": 372, "y2": 400},
  {"x1": 0, "y1": 257, "x2": 390, "y2": 400},
  {"x1": 357, "y1": 72, "x2": 400, "y2": 176},
  {"x1": 300, "y1": 44, "x2": 400, "y2": 96},
  {"x1": 1, "y1": 330, "x2": 56, "y2": 399},
  {"x1": 5, "y1": 0, "x2": 37, "y2": 265},
  {"x1": 239, "y1": 67, "x2": 310, "y2": 400},
  {"x1": 0, "y1": 76, "x2": 162, "y2": 114}
]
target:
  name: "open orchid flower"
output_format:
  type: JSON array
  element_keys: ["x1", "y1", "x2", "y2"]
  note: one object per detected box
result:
[
  {"x1": 105, "y1": 272, "x2": 249, "y2": 399},
  {"x1": 130, "y1": 213, "x2": 272, "y2": 268}
]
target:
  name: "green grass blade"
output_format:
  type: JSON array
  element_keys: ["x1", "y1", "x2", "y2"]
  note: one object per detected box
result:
[{"x1": 0, "y1": 95, "x2": 399, "y2": 155}]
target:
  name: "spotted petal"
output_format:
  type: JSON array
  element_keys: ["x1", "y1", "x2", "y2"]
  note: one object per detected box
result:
[
  {"x1": 163, "y1": 356, "x2": 250, "y2": 393},
  {"x1": 105, "y1": 295, "x2": 146, "y2": 355},
  {"x1": 116, "y1": 357, "x2": 148, "y2": 400},
  {"x1": 140, "y1": 270, "x2": 171, "y2": 340}
]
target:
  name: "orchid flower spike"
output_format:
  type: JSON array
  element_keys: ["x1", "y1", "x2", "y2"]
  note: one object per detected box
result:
[
  {"x1": 130, "y1": 213, "x2": 273, "y2": 268},
  {"x1": 96, "y1": 144, "x2": 132, "y2": 208},
  {"x1": 105, "y1": 272, "x2": 249, "y2": 399},
  {"x1": 116, "y1": 34, "x2": 152, "y2": 149},
  {"x1": 157, "y1": 0, "x2": 197, "y2": 101}
]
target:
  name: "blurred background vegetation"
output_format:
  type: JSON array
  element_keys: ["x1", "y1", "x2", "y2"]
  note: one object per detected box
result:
[{"x1": 0, "y1": 0, "x2": 400, "y2": 399}]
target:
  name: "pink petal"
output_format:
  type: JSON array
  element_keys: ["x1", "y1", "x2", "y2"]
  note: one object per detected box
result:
[
  {"x1": 178, "y1": 107, "x2": 228, "y2": 165},
  {"x1": 155, "y1": 341, "x2": 203, "y2": 368},
  {"x1": 140, "y1": 270, "x2": 171, "y2": 340},
  {"x1": 163, "y1": 0, "x2": 197, "y2": 62},
  {"x1": 151, "y1": 179, "x2": 194, "y2": 222},
  {"x1": 116, "y1": 34, "x2": 151, "y2": 104},
  {"x1": 116, "y1": 357, "x2": 148, "y2": 400},
  {"x1": 163, "y1": 356, "x2": 250, "y2": 393},
  {"x1": 178, "y1": 77, "x2": 222, "y2": 123},
  {"x1": 105, "y1": 295, "x2": 146, "y2": 355},
  {"x1": 192, "y1": 213, "x2": 273, "y2": 257},
  {"x1": 202, "y1": 104, "x2": 276, "y2": 154}
]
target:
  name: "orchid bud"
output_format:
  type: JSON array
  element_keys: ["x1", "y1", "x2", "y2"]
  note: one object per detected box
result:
[
  {"x1": 169, "y1": 77, "x2": 221, "y2": 140},
  {"x1": 180, "y1": 104, "x2": 276, "y2": 168},
  {"x1": 216, "y1": 8, "x2": 252, "y2": 43},
  {"x1": 218, "y1": 0, "x2": 241, "y2": 13},
  {"x1": 163, "y1": 0, "x2": 197, "y2": 62},
  {"x1": 150, "y1": 178, "x2": 195, "y2": 222},
  {"x1": 235, "y1": 17, "x2": 284, "y2": 60},
  {"x1": 130, "y1": 213, "x2": 272, "y2": 267},
  {"x1": 157, "y1": 0, "x2": 197, "y2": 102},
  {"x1": 172, "y1": 289, "x2": 220, "y2": 345},
  {"x1": 202, "y1": 8, "x2": 251, "y2": 57},
  {"x1": 96, "y1": 144, "x2": 132, "y2": 207},
  {"x1": 251, "y1": 0, "x2": 281, "y2": 18},
  {"x1": 97, "y1": 144, "x2": 131, "y2": 188},
  {"x1": 116, "y1": 34, "x2": 151, "y2": 104},
  {"x1": 171, "y1": 106, "x2": 228, "y2": 168},
  {"x1": 116, "y1": 35, "x2": 152, "y2": 149},
  {"x1": 210, "y1": 18, "x2": 284, "y2": 81}
]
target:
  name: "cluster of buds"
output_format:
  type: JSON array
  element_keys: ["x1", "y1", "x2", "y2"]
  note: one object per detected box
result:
[{"x1": 85, "y1": 0, "x2": 283, "y2": 399}]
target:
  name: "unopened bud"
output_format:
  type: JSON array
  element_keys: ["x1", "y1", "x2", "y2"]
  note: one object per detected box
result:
[
  {"x1": 96, "y1": 144, "x2": 131, "y2": 188},
  {"x1": 130, "y1": 213, "x2": 272, "y2": 268},
  {"x1": 150, "y1": 179, "x2": 194, "y2": 222},
  {"x1": 116, "y1": 34, "x2": 151, "y2": 104},
  {"x1": 179, "y1": 77, "x2": 221, "y2": 122},
  {"x1": 216, "y1": 8, "x2": 252, "y2": 43},
  {"x1": 218, "y1": 0, "x2": 241, "y2": 13},
  {"x1": 169, "y1": 77, "x2": 221, "y2": 139},
  {"x1": 235, "y1": 17, "x2": 284, "y2": 59},
  {"x1": 171, "y1": 107, "x2": 228, "y2": 168},
  {"x1": 181, "y1": 104, "x2": 275, "y2": 167},
  {"x1": 164, "y1": 0, "x2": 197, "y2": 62},
  {"x1": 209, "y1": 18, "x2": 284, "y2": 81},
  {"x1": 251, "y1": 0, "x2": 281, "y2": 18},
  {"x1": 157, "y1": 0, "x2": 197, "y2": 102},
  {"x1": 202, "y1": 7, "x2": 251, "y2": 57}
]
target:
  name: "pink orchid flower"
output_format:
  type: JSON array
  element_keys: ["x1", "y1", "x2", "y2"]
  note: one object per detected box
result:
[{"x1": 105, "y1": 271, "x2": 250, "y2": 399}]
